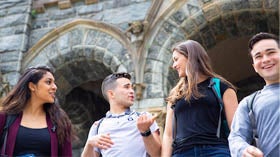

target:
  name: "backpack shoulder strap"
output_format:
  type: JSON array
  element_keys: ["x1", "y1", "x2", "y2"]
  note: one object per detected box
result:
[
  {"x1": 1, "y1": 114, "x2": 17, "y2": 154},
  {"x1": 209, "y1": 77, "x2": 228, "y2": 138},
  {"x1": 248, "y1": 91, "x2": 258, "y2": 112},
  {"x1": 247, "y1": 91, "x2": 259, "y2": 146},
  {"x1": 96, "y1": 118, "x2": 105, "y2": 134},
  {"x1": 209, "y1": 77, "x2": 223, "y2": 108}
]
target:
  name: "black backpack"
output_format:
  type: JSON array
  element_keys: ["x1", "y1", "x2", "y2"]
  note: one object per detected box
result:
[{"x1": 0, "y1": 114, "x2": 17, "y2": 155}]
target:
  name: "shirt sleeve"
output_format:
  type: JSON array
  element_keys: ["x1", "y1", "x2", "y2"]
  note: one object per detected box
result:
[
  {"x1": 87, "y1": 120, "x2": 100, "y2": 153},
  {"x1": 228, "y1": 96, "x2": 254, "y2": 156}
]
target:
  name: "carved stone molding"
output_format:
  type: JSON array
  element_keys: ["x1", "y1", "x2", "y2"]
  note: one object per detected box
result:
[
  {"x1": 32, "y1": 0, "x2": 98, "y2": 13},
  {"x1": 134, "y1": 83, "x2": 146, "y2": 101}
]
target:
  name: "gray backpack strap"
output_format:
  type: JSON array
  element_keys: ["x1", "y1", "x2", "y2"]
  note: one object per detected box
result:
[
  {"x1": 171, "y1": 105, "x2": 176, "y2": 141},
  {"x1": 247, "y1": 91, "x2": 259, "y2": 147},
  {"x1": 96, "y1": 118, "x2": 105, "y2": 134}
]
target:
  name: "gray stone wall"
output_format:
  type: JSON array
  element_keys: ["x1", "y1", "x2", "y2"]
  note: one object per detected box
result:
[
  {"x1": 30, "y1": 0, "x2": 151, "y2": 48},
  {"x1": 0, "y1": 0, "x2": 279, "y2": 155},
  {"x1": 0, "y1": 0, "x2": 32, "y2": 86}
]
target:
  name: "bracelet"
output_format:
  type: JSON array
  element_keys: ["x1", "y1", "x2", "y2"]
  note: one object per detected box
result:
[{"x1": 140, "y1": 129, "x2": 151, "y2": 137}]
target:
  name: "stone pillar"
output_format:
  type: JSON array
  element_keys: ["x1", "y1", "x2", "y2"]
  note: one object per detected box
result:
[{"x1": 0, "y1": 0, "x2": 32, "y2": 87}]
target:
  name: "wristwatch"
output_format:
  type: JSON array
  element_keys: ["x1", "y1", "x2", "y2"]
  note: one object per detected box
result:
[{"x1": 140, "y1": 129, "x2": 151, "y2": 137}]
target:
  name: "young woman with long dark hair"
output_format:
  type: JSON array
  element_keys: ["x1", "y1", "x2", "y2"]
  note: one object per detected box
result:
[{"x1": 0, "y1": 65, "x2": 73, "y2": 156}]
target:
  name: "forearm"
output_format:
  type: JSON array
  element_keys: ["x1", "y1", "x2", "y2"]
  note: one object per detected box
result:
[
  {"x1": 228, "y1": 134, "x2": 250, "y2": 157},
  {"x1": 228, "y1": 98, "x2": 253, "y2": 157},
  {"x1": 161, "y1": 134, "x2": 172, "y2": 157},
  {"x1": 81, "y1": 143, "x2": 99, "y2": 157},
  {"x1": 142, "y1": 132, "x2": 161, "y2": 157}
]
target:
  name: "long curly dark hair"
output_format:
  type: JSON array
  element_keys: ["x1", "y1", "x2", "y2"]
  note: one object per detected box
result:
[{"x1": 1, "y1": 65, "x2": 72, "y2": 145}]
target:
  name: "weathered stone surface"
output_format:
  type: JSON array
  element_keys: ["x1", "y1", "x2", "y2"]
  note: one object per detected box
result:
[
  {"x1": 186, "y1": 0, "x2": 201, "y2": 16},
  {"x1": 0, "y1": 0, "x2": 31, "y2": 10},
  {"x1": 0, "y1": 35, "x2": 24, "y2": 52},
  {"x1": 264, "y1": 0, "x2": 278, "y2": 9},
  {"x1": 3, "y1": 72, "x2": 20, "y2": 86},
  {"x1": 0, "y1": 51, "x2": 22, "y2": 62},
  {"x1": 100, "y1": 1, "x2": 151, "y2": 24},
  {"x1": 70, "y1": 28, "x2": 84, "y2": 46},
  {"x1": 0, "y1": 0, "x2": 278, "y2": 155},
  {"x1": 109, "y1": 56, "x2": 121, "y2": 72},
  {"x1": 171, "y1": 10, "x2": 188, "y2": 25},
  {"x1": 107, "y1": 39, "x2": 124, "y2": 55},
  {"x1": 95, "y1": 32, "x2": 113, "y2": 48},
  {"x1": 233, "y1": 0, "x2": 250, "y2": 10},
  {"x1": 77, "y1": 3, "x2": 103, "y2": 15},
  {"x1": 7, "y1": 5, "x2": 31, "y2": 15},
  {"x1": 102, "y1": 51, "x2": 113, "y2": 67},
  {"x1": 84, "y1": 29, "x2": 99, "y2": 45},
  {"x1": 93, "y1": 46, "x2": 106, "y2": 63},
  {"x1": 0, "y1": 14, "x2": 28, "y2": 27},
  {"x1": 48, "y1": 8, "x2": 76, "y2": 20},
  {"x1": 182, "y1": 19, "x2": 197, "y2": 36},
  {"x1": 30, "y1": 29, "x2": 51, "y2": 47},
  {"x1": 1, "y1": 61, "x2": 19, "y2": 73}
]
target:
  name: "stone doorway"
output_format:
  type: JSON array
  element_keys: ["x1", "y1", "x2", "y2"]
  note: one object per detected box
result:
[{"x1": 62, "y1": 79, "x2": 110, "y2": 153}]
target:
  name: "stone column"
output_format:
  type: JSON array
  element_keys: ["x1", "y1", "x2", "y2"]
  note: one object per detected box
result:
[{"x1": 0, "y1": 0, "x2": 32, "y2": 87}]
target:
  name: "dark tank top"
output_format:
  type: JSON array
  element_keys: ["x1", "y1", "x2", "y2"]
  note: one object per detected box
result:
[
  {"x1": 13, "y1": 125, "x2": 51, "y2": 156},
  {"x1": 172, "y1": 77, "x2": 230, "y2": 154}
]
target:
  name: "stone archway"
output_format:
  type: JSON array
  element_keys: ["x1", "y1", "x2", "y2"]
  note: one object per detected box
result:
[
  {"x1": 21, "y1": 19, "x2": 135, "y2": 152},
  {"x1": 143, "y1": 0, "x2": 278, "y2": 101}
]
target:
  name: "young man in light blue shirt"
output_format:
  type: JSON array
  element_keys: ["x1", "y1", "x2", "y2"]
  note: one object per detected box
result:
[{"x1": 228, "y1": 32, "x2": 280, "y2": 157}]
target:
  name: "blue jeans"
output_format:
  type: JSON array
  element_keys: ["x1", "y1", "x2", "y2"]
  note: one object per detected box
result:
[{"x1": 172, "y1": 144, "x2": 230, "y2": 157}]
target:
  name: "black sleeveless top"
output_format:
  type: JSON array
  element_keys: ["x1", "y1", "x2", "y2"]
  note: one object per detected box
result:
[
  {"x1": 172, "y1": 77, "x2": 230, "y2": 154},
  {"x1": 13, "y1": 125, "x2": 51, "y2": 156}
]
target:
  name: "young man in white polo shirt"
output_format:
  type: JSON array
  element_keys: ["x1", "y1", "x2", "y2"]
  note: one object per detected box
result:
[{"x1": 82, "y1": 72, "x2": 161, "y2": 157}]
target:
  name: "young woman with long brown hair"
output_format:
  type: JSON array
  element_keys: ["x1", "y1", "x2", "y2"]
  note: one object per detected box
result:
[{"x1": 162, "y1": 40, "x2": 238, "y2": 157}]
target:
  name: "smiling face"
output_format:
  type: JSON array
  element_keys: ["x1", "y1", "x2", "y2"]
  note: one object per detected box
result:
[
  {"x1": 251, "y1": 39, "x2": 280, "y2": 85},
  {"x1": 29, "y1": 71, "x2": 57, "y2": 104},
  {"x1": 172, "y1": 50, "x2": 188, "y2": 78}
]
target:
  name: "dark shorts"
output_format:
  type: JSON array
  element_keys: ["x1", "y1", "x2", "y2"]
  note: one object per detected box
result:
[{"x1": 172, "y1": 144, "x2": 230, "y2": 157}]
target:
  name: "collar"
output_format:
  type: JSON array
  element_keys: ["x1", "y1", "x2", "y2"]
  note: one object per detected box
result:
[{"x1": 105, "y1": 108, "x2": 132, "y2": 118}]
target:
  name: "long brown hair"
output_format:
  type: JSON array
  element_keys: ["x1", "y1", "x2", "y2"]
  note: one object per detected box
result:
[
  {"x1": 166, "y1": 40, "x2": 235, "y2": 105},
  {"x1": 1, "y1": 66, "x2": 72, "y2": 145}
]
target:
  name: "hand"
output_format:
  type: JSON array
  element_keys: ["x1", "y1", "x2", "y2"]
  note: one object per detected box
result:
[
  {"x1": 242, "y1": 146, "x2": 264, "y2": 157},
  {"x1": 87, "y1": 133, "x2": 114, "y2": 150},
  {"x1": 137, "y1": 114, "x2": 157, "y2": 133}
]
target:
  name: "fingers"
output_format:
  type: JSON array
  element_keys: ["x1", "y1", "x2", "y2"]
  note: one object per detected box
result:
[
  {"x1": 151, "y1": 113, "x2": 159, "y2": 121},
  {"x1": 243, "y1": 146, "x2": 264, "y2": 157},
  {"x1": 137, "y1": 114, "x2": 156, "y2": 132},
  {"x1": 91, "y1": 133, "x2": 114, "y2": 150}
]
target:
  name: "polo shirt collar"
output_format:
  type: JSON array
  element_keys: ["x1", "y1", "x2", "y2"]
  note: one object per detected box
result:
[{"x1": 106, "y1": 108, "x2": 132, "y2": 118}]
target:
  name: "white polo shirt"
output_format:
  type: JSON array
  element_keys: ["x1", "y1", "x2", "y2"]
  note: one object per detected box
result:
[{"x1": 86, "y1": 109, "x2": 159, "y2": 157}]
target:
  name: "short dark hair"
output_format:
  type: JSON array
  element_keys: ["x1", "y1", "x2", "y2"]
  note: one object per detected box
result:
[
  {"x1": 248, "y1": 32, "x2": 279, "y2": 53},
  {"x1": 101, "y1": 72, "x2": 131, "y2": 101}
]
